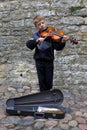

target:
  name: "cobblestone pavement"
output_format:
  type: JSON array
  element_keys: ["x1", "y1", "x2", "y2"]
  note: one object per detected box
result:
[{"x1": 0, "y1": 85, "x2": 87, "y2": 130}]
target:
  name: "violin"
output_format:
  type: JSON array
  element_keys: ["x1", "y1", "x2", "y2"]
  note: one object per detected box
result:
[{"x1": 40, "y1": 26, "x2": 78, "y2": 44}]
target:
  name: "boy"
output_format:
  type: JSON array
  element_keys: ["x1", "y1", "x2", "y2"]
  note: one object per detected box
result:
[{"x1": 26, "y1": 15, "x2": 69, "y2": 92}]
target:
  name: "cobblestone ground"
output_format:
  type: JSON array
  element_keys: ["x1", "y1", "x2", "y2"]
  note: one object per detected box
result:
[{"x1": 0, "y1": 85, "x2": 87, "y2": 130}]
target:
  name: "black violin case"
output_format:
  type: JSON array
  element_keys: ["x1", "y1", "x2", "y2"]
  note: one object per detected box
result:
[{"x1": 6, "y1": 89, "x2": 65, "y2": 119}]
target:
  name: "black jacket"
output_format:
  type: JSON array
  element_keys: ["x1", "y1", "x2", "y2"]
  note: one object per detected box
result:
[{"x1": 26, "y1": 29, "x2": 66, "y2": 61}]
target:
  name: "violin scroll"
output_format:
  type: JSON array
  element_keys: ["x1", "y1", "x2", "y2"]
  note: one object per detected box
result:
[{"x1": 70, "y1": 37, "x2": 78, "y2": 45}]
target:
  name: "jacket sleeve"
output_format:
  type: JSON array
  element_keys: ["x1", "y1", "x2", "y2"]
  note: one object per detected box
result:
[
  {"x1": 26, "y1": 36, "x2": 37, "y2": 50},
  {"x1": 53, "y1": 40, "x2": 66, "y2": 51}
]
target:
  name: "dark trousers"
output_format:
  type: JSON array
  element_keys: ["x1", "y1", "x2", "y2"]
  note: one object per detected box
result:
[{"x1": 35, "y1": 60, "x2": 54, "y2": 92}]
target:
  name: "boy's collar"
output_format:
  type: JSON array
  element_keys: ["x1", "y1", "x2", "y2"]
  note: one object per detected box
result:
[{"x1": 36, "y1": 30, "x2": 41, "y2": 36}]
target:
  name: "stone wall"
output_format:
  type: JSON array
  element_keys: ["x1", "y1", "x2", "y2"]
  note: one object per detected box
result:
[{"x1": 0, "y1": 0, "x2": 87, "y2": 91}]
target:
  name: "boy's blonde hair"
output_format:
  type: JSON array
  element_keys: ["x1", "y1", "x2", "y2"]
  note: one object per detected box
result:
[{"x1": 33, "y1": 15, "x2": 45, "y2": 26}]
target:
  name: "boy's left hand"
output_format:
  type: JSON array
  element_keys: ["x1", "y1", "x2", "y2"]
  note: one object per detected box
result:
[{"x1": 62, "y1": 35, "x2": 69, "y2": 43}]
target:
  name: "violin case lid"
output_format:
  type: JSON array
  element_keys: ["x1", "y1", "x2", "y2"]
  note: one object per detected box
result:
[{"x1": 6, "y1": 89, "x2": 65, "y2": 119}]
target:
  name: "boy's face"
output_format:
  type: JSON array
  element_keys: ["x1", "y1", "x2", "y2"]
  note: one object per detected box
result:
[{"x1": 35, "y1": 20, "x2": 46, "y2": 31}]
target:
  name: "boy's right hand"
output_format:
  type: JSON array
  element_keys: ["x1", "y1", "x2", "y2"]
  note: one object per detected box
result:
[{"x1": 36, "y1": 37, "x2": 45, "y2": 44}]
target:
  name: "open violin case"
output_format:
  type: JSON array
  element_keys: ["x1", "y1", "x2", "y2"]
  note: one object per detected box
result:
[{"x1": 6, "y1": 89, "x2": 65, "y2": 119}]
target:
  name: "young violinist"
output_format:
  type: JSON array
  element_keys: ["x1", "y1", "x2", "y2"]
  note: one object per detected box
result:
[{"x1": 26, "y1": 15, "x2": 69, "y2": 92}]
